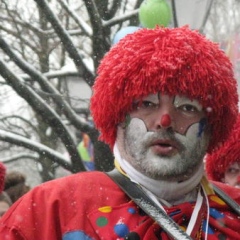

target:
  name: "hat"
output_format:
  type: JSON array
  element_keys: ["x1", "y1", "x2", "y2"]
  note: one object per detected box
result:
[
  {"x1": 205, "y1": 114, "x2": 240, "y2": 181},
  {"x1": 90, "y1": 26, "x2": 238, "y2": 152},
  {"x1": 0, "y1": 162, "x2": 6, "y2": 193}
]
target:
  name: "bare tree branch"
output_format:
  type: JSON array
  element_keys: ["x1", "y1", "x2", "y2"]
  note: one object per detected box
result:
[
  {"x1": 0, "y1": 26, "x2": 40, "y2": 53},
  {"x1": 34, "y1": 0, "x2": 95, "y2": 86},
  {"x1": 0, "y1": 129, "x2": 72, "y2": 171},
  {"x1": 0, "y1": 58, "x2": 85, "y2": 172},
  {"x1": 58, "y1": 0, "x2": 92, "y2": 37},
  {"x1": 0, "y1": 115, "x2": 39, "y2": 134},
  {"x1": 106, "y1": 0, "x2": 122, "y2": 19},
  {"x1": 0, "y1": 36, "x2": 93, "y2": 136},
  {"x1": 103, "y1": 9, "x2": 139, "y2": 27},
  {"x1": 82, "y1": 0, "x2": 110, "y2": 68},
  {"x1": 2, "y1": 153, "x2": 40, "y2": 164}
]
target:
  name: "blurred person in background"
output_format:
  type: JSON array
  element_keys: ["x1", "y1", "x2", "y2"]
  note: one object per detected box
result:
[
  {"x1": 205, "y1": 114, "x2": 240, "y2": 188},
  {"x1": 77, "y1": 133, "x2": 95, "y2": 171},
  {"x1": 4, "y1": 171, "x2": 30, "y2": 204}
]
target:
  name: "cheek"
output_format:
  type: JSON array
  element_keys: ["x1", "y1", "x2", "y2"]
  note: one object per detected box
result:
[
  {"x1": 125, "y1": 118, "x2": 149, "y2": 154},
  {"x1": 224, "y1": 174, "x2": 235, "y2": 185},
  {"x1": 175, "y1": 117, "x2": 207, "y2": 136},
  {"x1": 224, "y1": 172, "x2": 240, "y2": 183},
  {"x1": 184, "y1": 122, "x2": 205, "y2": 142},
  {"x1": 126, "y1": 118, "x2": 148, "y2": 139}
]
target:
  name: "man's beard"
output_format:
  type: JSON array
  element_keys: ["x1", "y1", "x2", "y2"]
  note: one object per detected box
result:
[{"x1": 123, "y1": 118, "x2": 210, "y2": 181}]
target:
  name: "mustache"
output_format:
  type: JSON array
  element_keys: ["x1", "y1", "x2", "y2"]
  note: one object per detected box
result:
[{"x1": 143, "y1": 130, "x2": 185, "y2": 150}]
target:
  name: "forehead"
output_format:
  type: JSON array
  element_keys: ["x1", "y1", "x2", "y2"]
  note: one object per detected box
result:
[
  {"x1": 141, "y1": 93, "x2": 201, "y2": 105},
  {"x1": 228, "y1": 162, "x2": 240, "y2": 169}
]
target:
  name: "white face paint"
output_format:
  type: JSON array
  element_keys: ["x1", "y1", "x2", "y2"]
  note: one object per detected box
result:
[{"x1": 117, "y1": 93, "x2": 210, "y2": 181}]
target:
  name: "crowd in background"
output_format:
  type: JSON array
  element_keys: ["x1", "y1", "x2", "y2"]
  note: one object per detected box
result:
[{"x1": 0, "y1": 163, "x2": 30, "y2": 218}]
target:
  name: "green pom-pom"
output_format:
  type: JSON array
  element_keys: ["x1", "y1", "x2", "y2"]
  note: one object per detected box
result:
[{"x1": 139, "y1": 0, "x2": 172, "y2": 28}]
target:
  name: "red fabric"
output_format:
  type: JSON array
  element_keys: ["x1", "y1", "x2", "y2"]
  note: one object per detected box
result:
[
  {"x1": 211, "y1": 180, "x2": 240, "y2": 200},
  {"x1": 0, "y1": 172, "x2": 129, "y2": 240},
  {"x1": 0, "y1": 172, "x2": 240, "y2": 240},
  {"x1": 90, "y1": 26, "x2": 238, "y2": 152}
]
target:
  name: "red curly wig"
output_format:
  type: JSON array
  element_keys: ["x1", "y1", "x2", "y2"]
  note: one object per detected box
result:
[
  {"x1": 90, "y1": 26, "x2": 238, "y2": 152},
  {"x1": 205, "y1": 114, "x2": 240, "y2": 181}
]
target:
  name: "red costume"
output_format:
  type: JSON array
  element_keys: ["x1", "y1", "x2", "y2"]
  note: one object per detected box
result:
[{"x1": 0, "y1": 171, "x2": 240, "y2": 240}]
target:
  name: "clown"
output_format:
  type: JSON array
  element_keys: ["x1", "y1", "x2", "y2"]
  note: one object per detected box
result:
[
  {"x1": 0, "y1": 27, "x2": 240, "y2": 240},
  {"x1": 91, "y1": 26, "x2": 240, "y2": 238}
]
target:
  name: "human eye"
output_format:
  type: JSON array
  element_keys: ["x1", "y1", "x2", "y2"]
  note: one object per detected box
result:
[
  {"x1": 225, "y1": 162, "x2": 240, "y2": 176},
  {"x1": 179, "y1": 104, "x2": 199, "y2": 113},
  {"x1": 174, "y1": 96, "x2": 203, "y2": 115},
  {"x1": 132, "y1": 100, "x2": 158, "y2": 111},
  {"x1": 141, "y1": 101, "x2": 158, "y2": 109},
  {"x1": 132, "y1": 94, "x2": 159, "y2": 111},
  {"x1": 226, "y1": 167, "x2": 240, "y2": 175}
]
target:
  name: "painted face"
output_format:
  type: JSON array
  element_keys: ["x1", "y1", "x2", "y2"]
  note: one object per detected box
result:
[
  {"x1": 117, "y1": 93, "x2": 210, "y2": 181},
  {"x1": 222, "y1": 162, "x2": 240, "y2": 188}
]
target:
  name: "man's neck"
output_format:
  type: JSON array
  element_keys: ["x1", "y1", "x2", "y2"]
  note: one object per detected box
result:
[{"x1": 114, "y1": 143, "x2": 204, "y2": 204}]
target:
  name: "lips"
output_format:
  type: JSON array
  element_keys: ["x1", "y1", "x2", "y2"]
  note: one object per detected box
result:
[{"x1": 150, "y1": 139, "x2": 180, "y2": 156}]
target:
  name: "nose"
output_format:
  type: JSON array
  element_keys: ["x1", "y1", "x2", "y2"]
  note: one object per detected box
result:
[
  {"x1": 154, "y1": 94, "x2": 174, "y2": 130},
  {"x1": 159, "y1": 113, "x2": 172, "y2": 128}
]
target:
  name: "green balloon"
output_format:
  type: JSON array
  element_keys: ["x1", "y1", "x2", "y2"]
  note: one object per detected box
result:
[{"x1": 139, "y1": 0, "x2": 172, "y2": 28}]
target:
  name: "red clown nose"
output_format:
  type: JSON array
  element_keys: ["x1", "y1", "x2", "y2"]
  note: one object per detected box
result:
[{"x1": 161, "y1": 114, "x2": 171, "y2": 127}]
